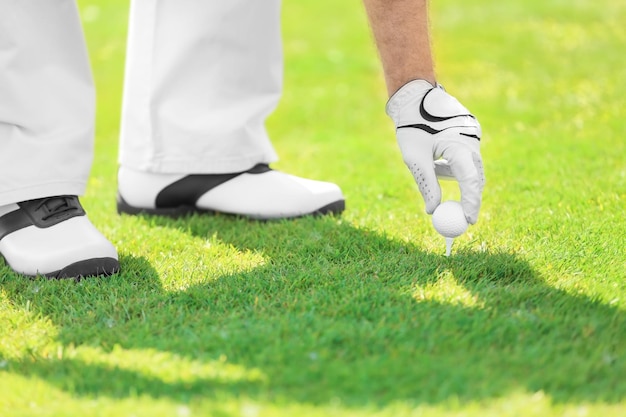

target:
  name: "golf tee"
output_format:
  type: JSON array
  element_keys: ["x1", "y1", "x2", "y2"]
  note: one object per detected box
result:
[{"x1": 445, "y1": 237, "x2": 454, "y2": 257}]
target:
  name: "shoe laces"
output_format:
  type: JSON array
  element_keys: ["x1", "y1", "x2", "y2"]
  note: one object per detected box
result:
[{"x1": 35, "y1": 196, "x2": 82, "y2": 221}]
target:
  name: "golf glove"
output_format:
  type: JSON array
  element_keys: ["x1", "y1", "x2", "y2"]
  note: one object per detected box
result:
[{"x1": 386, "y1": 80, "x2": 485, "y2": 224}]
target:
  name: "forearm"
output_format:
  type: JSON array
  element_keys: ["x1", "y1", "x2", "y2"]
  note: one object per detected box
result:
[{"x1": 362, "y1": 0, "x2": 436, "y2": 97}]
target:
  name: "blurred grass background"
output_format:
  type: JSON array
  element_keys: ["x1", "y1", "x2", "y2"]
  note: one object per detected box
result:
[{"x1": 1, "y1": 0, "x2": 625, "y2": 416}]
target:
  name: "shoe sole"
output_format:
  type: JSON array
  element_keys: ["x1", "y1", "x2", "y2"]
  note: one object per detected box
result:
[
  {"x1": 1, "y1": 256, "x2": 120, "y2": 280},
  {"x1": 45, "y1": 257, "x2": 120, "y2": 280},
  {"x1": 117, "y1": 194, "x2": 345, "y2": 220}
]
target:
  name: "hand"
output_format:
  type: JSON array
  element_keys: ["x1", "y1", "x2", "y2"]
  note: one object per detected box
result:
[{"x1": 386, "y1": 80, "x2": 485, "y2": 224}]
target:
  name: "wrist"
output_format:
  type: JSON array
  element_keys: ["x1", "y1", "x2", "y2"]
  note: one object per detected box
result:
[{"x1": 385, "y1": 79, "x2": 436, "y2": 122}]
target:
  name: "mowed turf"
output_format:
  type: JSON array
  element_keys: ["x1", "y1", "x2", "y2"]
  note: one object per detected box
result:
[{"x1": 1, "y1": 0, "x2": 625, "y2": 416}]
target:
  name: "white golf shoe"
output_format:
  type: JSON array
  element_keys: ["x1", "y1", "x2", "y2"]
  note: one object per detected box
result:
[
  {"x1": 0, "y1": 196, "x2": 119, "y2": 279},
  {"x1": 117, "y1": 164, "x2": 345, "y2": 219}
]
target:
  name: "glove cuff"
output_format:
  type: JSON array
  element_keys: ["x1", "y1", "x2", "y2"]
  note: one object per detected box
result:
[{"x1": 385, "y1": 79, "x2": 436, "y2": 122}]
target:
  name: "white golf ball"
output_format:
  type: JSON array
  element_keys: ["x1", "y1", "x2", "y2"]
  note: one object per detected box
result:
[{"x1": 432, "y1": 201, "x2": 469, "y2": 238}]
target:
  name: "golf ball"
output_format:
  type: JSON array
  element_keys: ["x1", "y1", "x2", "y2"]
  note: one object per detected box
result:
[{"x1": 432, "y1": 201, "x2": 469, "y2": 238}]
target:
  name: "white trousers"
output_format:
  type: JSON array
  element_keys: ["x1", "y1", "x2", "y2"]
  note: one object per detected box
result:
[{"x1": 0, "y1": 0, "x2": 281, "y2": 206}]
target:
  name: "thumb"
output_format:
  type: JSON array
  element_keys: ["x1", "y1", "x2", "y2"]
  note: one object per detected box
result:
[{"x1": 443, "y1": 147, "x2": 485, "y2": 224}]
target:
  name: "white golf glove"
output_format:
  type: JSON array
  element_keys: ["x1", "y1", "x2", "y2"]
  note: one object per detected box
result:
[{"x1": 386, "y1": 79, "x2": 485, "y2": 224}]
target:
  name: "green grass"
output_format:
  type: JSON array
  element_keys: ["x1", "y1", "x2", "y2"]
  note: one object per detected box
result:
[{"x1": 1, "y1": 0, "x2": 625, "y2": 416}]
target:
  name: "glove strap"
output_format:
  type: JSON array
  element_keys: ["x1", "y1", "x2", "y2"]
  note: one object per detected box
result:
[{"x1": 386, "y1": 79, "x2": 437, "y2": 121}]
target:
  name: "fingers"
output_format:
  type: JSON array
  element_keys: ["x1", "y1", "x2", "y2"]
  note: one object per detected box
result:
[
  {"x1": 396, "y1": 129, "x2": 442, "y2": 214},
  {"x1": 408, "y1": 156, "x2": 442, "y2": 215},
  {"x1": 442, "y1": 146, "x2": 485, "y2": 224}
]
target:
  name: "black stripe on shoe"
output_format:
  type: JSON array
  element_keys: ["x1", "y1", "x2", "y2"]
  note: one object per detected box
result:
[
  {"x1": 0, "y1": 208, "x2": 33, "y2": 241},
  {"x1": 0, "y1": 196, "x2": 86, "y2": 240},
  {"x1": 117, "y1": 164, "x2": 270, "y2": 217},
  {"x1": 154, "y1": 163, "x2": 272, "y2": 209}
]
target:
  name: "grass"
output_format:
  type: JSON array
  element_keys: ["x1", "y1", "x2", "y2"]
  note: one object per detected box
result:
[{"x1": 1, "y1": 0, "x2": 625, "y2": 416}]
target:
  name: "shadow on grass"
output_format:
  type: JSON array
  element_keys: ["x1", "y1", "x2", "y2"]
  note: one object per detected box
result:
[{"x1": 1, "y1": 214, "x2": 624, "y2": 409}]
